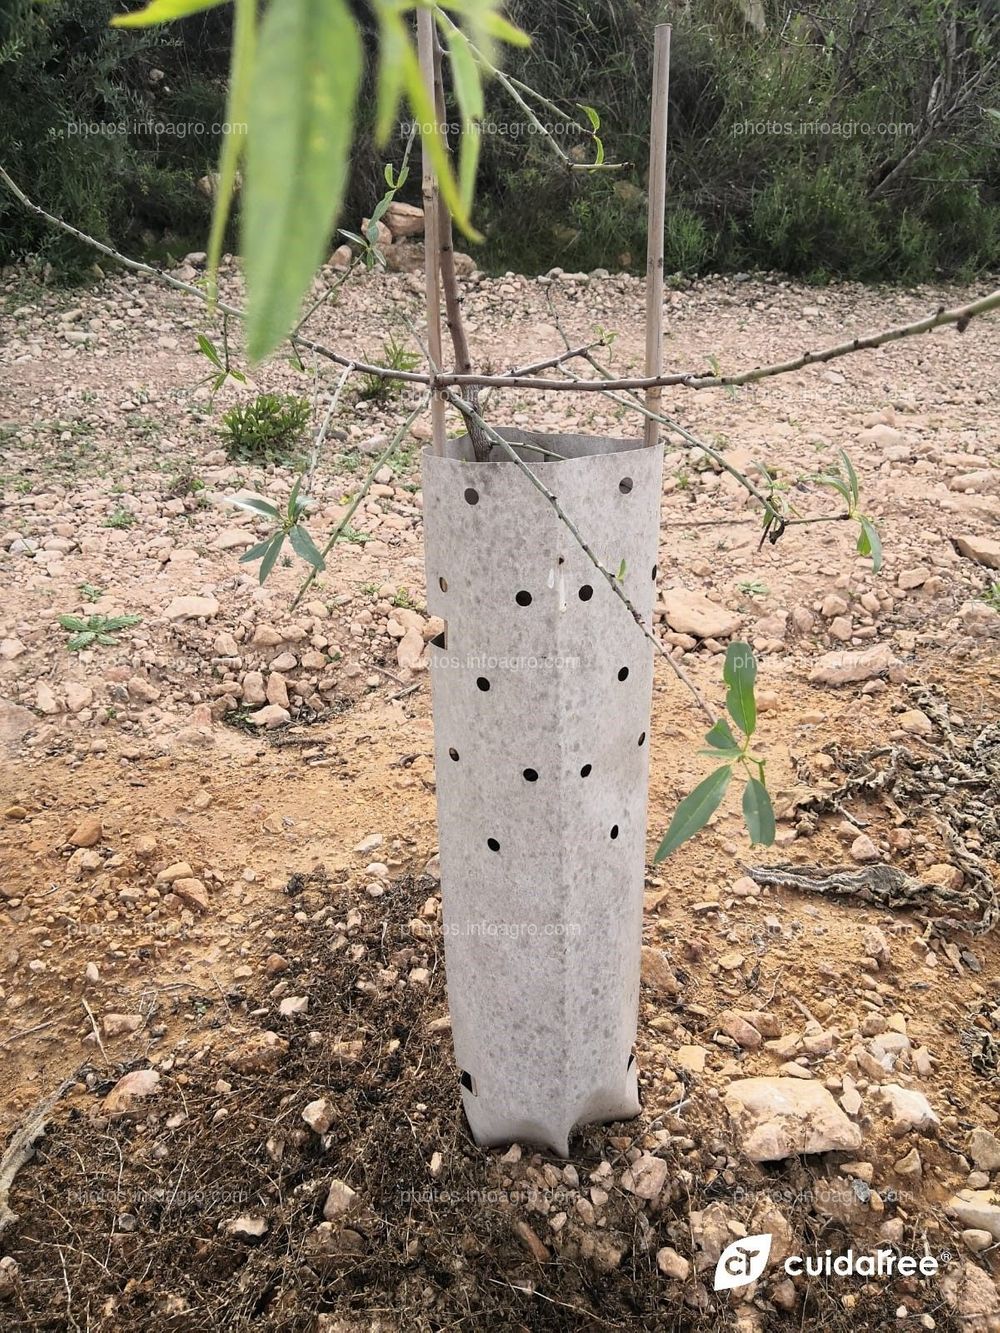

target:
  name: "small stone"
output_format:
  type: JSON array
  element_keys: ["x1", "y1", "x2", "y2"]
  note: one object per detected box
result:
[
  {"x1": 641, "y1": 946, "x2": 679, "y2": 996},
  {"x1": 279, "y1": 995, "x2": 309, "y2": 1016},
  {"x1": 103, "y1": 1069, "x2": 161, "y2": 1113},
  {"x1": 69, "y1": 815, "x2": 102, "y2": 848},
  {"x1": 851, "y1": 833, "x2": 879, "y2": 863},
  {"x1": 969, "y1": 1128, "x2": 1000, "y2": 1173},
  {"x1": 164, "y1": 595, "x2": 220, "y2": 621},
  {"x1": 101, "y1": 1012, "x2": 143, "y2": 1038},
  {"x1": 659, "y1": 588, "x2": 741, "y2": 640},
  {"x1": 156, "y1": 861, "x2": 194, "y2": 884},
  {"x1": 961, "y1": 1229, "x2": 993, "y2": 1253},
  {"x1": 172, "y1": 878, "x2": 209, "y2": 912},
  {"x1": 224, "y1": 1214, "x2": 268, "y2": 1241},
  {"x1": 898, "y1": 709, "x2": 933, "y2": 736},
  {"x1": 808, "y1": 643, "x2": 898, "y2": 686},
  {"x1": 225, "y1": 1031, "x2": 288, "y2": 1073},
  {"x1": 323, "y1": 1179, "x2": 358, "y2": 1219},
  {"x1": 879, "y1": 1083, "x2": 938, "y2": 1133},
  {"x1": 724, "y1": 1076, "x2": 863, "y2": 1162},
  {"x1": 894, "y1": 1146, "x2": 922, "y2": 1177},
  {"x1": 945, "y1": 1191, "x2": 1000, "y2": 1240},
  {"x1": 248, "y1": 704, "x2": 290, "y2": 729},
  {"x1": 954, "y1": 535, "x2": 1000, "y2": 569},
  {"x1": 302, "y1": 1098, "x2": 335, "y2": 1134},
  {"x1": 515, "y1": 1220, "x2": 550, "y2": 1262},
  {"x1": 621, "y1": 1153, "x2": 669, "y2": 1200},
  {"x1": 656, "y1": 1246, "x2": 690, "y2": 1280}
]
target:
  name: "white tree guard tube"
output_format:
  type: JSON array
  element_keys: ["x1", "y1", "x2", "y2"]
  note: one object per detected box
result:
[{"x1": 423, "y1": 429, "x2": 664, "y2": 1156}]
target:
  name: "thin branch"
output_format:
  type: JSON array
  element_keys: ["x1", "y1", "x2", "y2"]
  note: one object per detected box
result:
[
  {"x1": 4, "y1": 168, "x2": 997, "y2": 397},
  {"x1": 304, "y1": 362, "x2": 354, "y2": 495},
  {"x1": 440, "y1": 390, "x2": 716, "y2": 724},
  {"x1": 289, "y1": 394, "x2": 431, "y2": 611}
]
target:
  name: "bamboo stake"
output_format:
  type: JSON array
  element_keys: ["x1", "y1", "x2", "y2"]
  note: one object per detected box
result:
[
  {"x1": 643, "y1": 23, "x2": 671, "y2": 447},
  {"x1": 416, "y1": 7, "x2": 447, "y2": 456}
]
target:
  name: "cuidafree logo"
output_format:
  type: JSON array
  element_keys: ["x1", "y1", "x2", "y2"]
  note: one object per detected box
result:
[
  {"x1": 713, "y1": 1234, "x2": 946, "y2": 1292},
  {"x1": 714, "y1": 1235, "x2": 773, "y2": 1291}
]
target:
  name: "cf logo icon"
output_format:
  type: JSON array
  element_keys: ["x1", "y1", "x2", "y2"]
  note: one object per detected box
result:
[{"x1": 713, "y1": 1234, "x2": 773, "y2": 1291}]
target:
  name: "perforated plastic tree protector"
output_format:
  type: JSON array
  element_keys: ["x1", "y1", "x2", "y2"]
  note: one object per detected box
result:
[{"x1": 423, "y1": 429, "x2": 664, "y2": 1156}]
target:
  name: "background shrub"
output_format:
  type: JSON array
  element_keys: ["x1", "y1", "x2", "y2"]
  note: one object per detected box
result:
[{"x1": 1, "y1": 0, "x2": 998, "y2": 282}]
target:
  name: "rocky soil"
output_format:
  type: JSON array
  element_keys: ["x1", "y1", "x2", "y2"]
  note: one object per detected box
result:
[{"x1": 0, "y1": 252, "x2": 998, "y2": 1331}]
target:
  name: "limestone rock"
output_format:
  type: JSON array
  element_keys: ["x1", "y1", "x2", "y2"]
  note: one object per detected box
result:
[
  {"x1": 724, "y1": 1076, "x2": 863, "y2": 1162},
  {"x1": 659, "y1": 589, "x2": 741, "y2": 640}
]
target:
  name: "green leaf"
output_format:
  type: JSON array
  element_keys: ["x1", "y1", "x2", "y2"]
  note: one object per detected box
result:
[
  {"x1": 723, "y1": 640, "x2": 757, "y2": 738},
  {"x1": 839, "y1": 449, "x2": 860, "y2": 508},
  {"x1": 654, "y1": 765, "x2": 733, "y2": 861},
  {"x1": 399, "y1": 43, "x2": 477, "y2": 238},
  {"x1": 478, "y1": 10, "x2": 531, "y2": 46},
  {"x1": 288, "y1": 524, "x2": 326, "y2": 570},
  {"x1": 742, "y1": 777, "x2": 776, "y2": 847},
  {"x1": 857, "y1": 515, "x2": 883, "y2": 573},
  {"x1": 814, "y1": 473, "x2": 852, "y2": 506},
  {"x1": 228, "y1": 495, "x2": 282, "y2": 520},
  {"x1": 101, "y1": 614, "x2": 142, "y2": 631},
  {"x1": 243, "y1": 0, "x2": 362, "y2": 361},
  {"x1": 197, "y1": 334, "x2": 224, "y2": 370},
  {"x1": 58, "y1": 615, "x2": 89, "y2": 632},
  {"x1": 95, "y1": 633, "x2": 121, "y2": 646},
  {"x1": 578, "y1": 103, "x2": 601, "y2": 131},
  {"x1": 616, "y1": 558, "x2": 626, "y2": 582},
  {"x1": 206, "y1": 0, "x2": 256, "y2": 299},
  {"x1": 442, "y1": 22, "x2": 484, "y2": 211},
  {"x1": 258, "y1": 533, "x2": 285, "y2": 585},
  {"x1": 66, "y1": 632, "x2": 96, "y2": 651},
  {"x1": 111, "y1": 0, "x2": 225, "y2": 27},
  {"x1": 239, "y1": 535, "x2": 278, "y2": 564},
  {"x1": 703, "y1": 717, "x2": 740, "y2": 752}
]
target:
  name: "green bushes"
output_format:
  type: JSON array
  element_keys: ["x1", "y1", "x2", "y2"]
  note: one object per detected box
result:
[
  {"x1": 221, "y1": 393, "x2": 311, "y2": 463},
  {"x1": 2, "y1": 0, "x2": 998, "y2": 282},
  {"x1": 0, "y1": 0, "x2": 229, "y2": 272}
]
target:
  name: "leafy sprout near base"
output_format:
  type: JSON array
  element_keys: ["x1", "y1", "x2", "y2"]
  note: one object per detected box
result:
[
  {"x1": 655, "y1": 640, "x2": 776, "y2": 860},
  {"x1": 228, "y1": 474, "x2": 325, "y2": 585},
  {"x1": 813, "y1": 449, "x2": 883, "y2": 572},
  {"x1": 57, "y1": 613, "x2": 142, "y2": 652}
]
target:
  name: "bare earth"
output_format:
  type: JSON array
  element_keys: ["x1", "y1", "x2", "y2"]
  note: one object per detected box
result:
[{"x1": 0, "y1": 257, "x2": 998, "y2": 1330}]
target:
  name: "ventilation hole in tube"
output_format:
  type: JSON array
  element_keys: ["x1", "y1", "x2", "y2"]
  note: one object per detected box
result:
[
  {"x1": 651, "y1": 564, "x2": 658, "y2": 581},
  {"x1": 476, "y1": 677, "x2": 491, "y2": 692},
  {"x1": 431, "y1": 628, "x2": 447, "y2": 650},
  {"x1": 610, "y1": 824, "x2": 620, "y2": 840},
  {"x1": 617, "y1": 666, "x2": 629, "y2": 682},
  {"x1": 487, "y1": 837, "x2": 500, "y2": 852},
  {"x1": 580, "y1": 763, "x2": 592, "y2": 778},
  {"x1": 438, "y1": 575, "x2": 448, "y2": 592},
  {"x1": 464, "y1": 487, "x2": 479, "y2": 505},
  {"x1": 522, "y1": 768, "x2": 538, "y2": 782},
  {"x1": 515, "y1": 590, "x2": 532, "y2": 607},
  {"x1": 638, "y1": 731, "x2": 646, "y2": 747},
  {"x1": 448, "y1": 747, "x2": 460, "y2": 762},
  {"x1": 578, "y1": 584, "x2": 594, "y2": 601},
  {"x1": 618, "y1": 476, "x2": 634, "y2": 495},
  {"x1": 626, "y1": 1053, "x2": 637, "y2": 1072},
  {"x1": 459, "y1": 1070, "x2": 478, "y2": 1096}
]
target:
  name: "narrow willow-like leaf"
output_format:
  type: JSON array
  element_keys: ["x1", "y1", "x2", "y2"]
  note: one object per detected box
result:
[
  {"x1": 243, "y1": 0, "x2": 362, "y2": 360},
  {"x1": 111, "y1": 0, "x2": 225, "y2": 26},
  {"x1": 442, "y1": 22, "x2": 484, "y2": 211},
  {"x1": 197, "y1": 334, "x2": 224, "y2": 369},
  {"x1": 742, "y1": 777, "x2": 776, "y2": 847},
  {"x1": 654, "y1": 765, "x2": 732, "y2": 862},
  {"x1": 205, "y1": 0, "x2": 256, "y2": 302},
  {"x1": 288, "y1": 524, "x2": 326, "y2": 570},
  {"x1": 703, "y1": 717, "x2": 739, "y2": 752},
  {"x1": 258, "y1": 533, "x2": 285, "y2": 584},
  {"x1": 723, "y1": 640, "x2": 757, "y2": 738},
  {"x1": 839, "y1": 449, "x2": 860, "y2": 508},
  {"x1": 400, "y1": 42, "x2": 477, "y2": 238},
  {"x1": 857, "y1": 515, "x2": 883, "y2": 572},
  {"x1": 239, "y1": 535, "x2": 278, "y2": 564},
  {"x1": 58, "y1": 615, "x2": 89, "y2": 632},
  {"x1": 229, "y1": 496, "x2": 282, "y2": 520}
]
